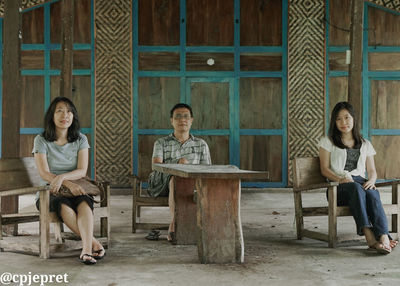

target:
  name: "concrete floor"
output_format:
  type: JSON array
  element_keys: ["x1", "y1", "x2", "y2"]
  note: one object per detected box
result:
[{"x1": 1, "y1": 189, "x2": 400, "y2": 286}]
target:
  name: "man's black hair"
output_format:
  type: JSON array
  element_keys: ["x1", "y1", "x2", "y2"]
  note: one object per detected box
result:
[{"x1": 170, "y1": 103, "x2": 193, "y2": 118}]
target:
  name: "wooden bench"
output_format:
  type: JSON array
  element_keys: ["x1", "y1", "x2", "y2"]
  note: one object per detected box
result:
[
  {"x1": 0, "y1": 157, "x2": 110, "y2": 258},
  {"x1": 128, "y1": 175, "x2": 169, "y2": 233},
  {"x1": 292, "y1": 156, "x2": 400, "y2": 248}
]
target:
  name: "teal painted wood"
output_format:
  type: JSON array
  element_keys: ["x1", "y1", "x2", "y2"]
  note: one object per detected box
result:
[
  {"x1": 363, "y1": 3, "x2": 370, "y2": 139},
  {"x1": 131, "y1": 0, "x2": 288, "y2": 187},
  {"x1": 20, "y1": 128, "x2": 92, "y2": 135}
]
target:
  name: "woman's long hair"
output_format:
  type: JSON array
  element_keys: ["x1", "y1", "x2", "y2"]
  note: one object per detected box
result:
[
  {"x1": 42, "y1": 97, "x2": 81, "y2": 142},
  {"x1": 328, "y1": 101, "x2": 363, "y2": 149}
]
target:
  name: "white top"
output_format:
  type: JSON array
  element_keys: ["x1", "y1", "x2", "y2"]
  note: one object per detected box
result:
[{"x1": 317, "y1": 136, "x2": 376, "y2": 179}]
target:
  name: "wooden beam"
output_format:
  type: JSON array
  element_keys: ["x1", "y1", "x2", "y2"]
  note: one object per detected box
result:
[
  {"x1": 348, "y1": 0, "x2": 364, "y2": 125},
  {"x1": 1, "y1": 0, "x2": 22, "y2": 235},
  {"x1": 59, "y1": 0, "x2": 74, "y2": 98}
]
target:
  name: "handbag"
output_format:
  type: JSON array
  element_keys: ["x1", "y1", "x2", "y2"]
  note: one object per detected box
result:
[{"x1": 56, "y1": 177, "x2": 104, "y2": 202}]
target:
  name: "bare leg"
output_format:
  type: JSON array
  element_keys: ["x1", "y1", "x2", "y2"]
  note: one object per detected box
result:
[
  {"x1": 59, "y1": 203, "x2": 102, "y2": 260},
  {"x1": 167, "y1": 176, "x2": 175, "y2": 241},
  {"x1": 363, "y1": 227, "x2": 377, "y2": 247}
]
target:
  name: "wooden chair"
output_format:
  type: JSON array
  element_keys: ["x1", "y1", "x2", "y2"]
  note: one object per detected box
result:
[
  {"x1": 0, "y1": 157, "x2": 111, "y2": 258},
  {"x1": 128, "y1": 175, "x2": 169, "y2": 233},
  {"x1": 292, "y1": 156, "x2": 400, "y2": 248}
]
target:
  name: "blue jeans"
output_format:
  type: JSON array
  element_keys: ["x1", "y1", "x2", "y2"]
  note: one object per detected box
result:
[{"x1": 333, "y1": 175, "x2": 389, "y2": 240}]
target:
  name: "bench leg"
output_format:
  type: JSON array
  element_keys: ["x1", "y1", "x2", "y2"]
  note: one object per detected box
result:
[
  {"x1": 54, "y1": 222, "x2": 64, "y2": 244},
  {"x1": 39, "y1": 190, "x2": 50, "y2": 259},
  {"x1": 328, "y1": 186, "x2": 338, "y2": 248},
  {"x1": 293, "y1": 191, "x2": 303, "y2": 240},
  {"x1": 393, "y1": 184, "x2": 400, "y2": 240}
]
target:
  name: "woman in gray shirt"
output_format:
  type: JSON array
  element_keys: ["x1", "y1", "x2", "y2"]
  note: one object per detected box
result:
[{"x1": 33, "y1": 97, "x2": 104, "y2": 264}]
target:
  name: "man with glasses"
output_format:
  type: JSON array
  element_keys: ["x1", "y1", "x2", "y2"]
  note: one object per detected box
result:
[{"x1": 147, "y1": 103, "x2": 211, "y2": 243}]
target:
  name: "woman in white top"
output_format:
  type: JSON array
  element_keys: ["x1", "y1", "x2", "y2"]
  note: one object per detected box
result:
[{"x1": 318, "y1": 101, "x2": 397, "y2": 254}]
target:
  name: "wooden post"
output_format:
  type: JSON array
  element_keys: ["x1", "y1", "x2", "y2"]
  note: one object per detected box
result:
[
  {"x1": 39, "y1": 189, "x2": 50, "y2": 259},
  {"x1": 348, "y1": 0, "x2": 364, "y2": 125},
  {"x1": 60, "y1": 0, "x2": 74, "y2": 98},
  {"x1": 1, "y1": 0, "x2": 22, "y2": 235}
]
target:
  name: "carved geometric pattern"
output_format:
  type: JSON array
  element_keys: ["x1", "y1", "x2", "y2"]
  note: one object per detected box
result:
[
  {"x1": 288, "y1": 0, "x2": 325, "y2": 184},
  {"x1": 369, "y1": 0, "x2": 400, "y2": 12},
  {"x1": 0, "y1": 0, "x2": 49, "y2": 17},
  {"x1": 94, "y1": 0, "x2": 132, "y2": 186}
]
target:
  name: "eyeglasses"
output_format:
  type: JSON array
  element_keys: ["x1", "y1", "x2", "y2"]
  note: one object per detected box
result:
[{"x1": 173, "y1": 114, "x2": 191, "y2": 120}]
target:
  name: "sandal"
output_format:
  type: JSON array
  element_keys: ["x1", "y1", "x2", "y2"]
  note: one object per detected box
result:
[
  {"x1": 371, "y1": 242, "x2": 391, "y2": 255},
  {"x1": 92, "y1": 247, "x2": 106, "y2": 260},
  {"x1": 145, "y1": 230, "x2": 161, "y2": 241},
  {"x1": 79, "y1": 254, "x2": 97, "y2": 265}
]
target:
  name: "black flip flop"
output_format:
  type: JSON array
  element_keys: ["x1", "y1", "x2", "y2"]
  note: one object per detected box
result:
[
  {"x1": 93, "y1": 248, "x2": 106, "y2": 260},
  {"x1": 145, "y1": 230, "x2": 161, "y2": 240},
  {"x1": 79, "y1": 254, "x2": 97, "y2": 265}
]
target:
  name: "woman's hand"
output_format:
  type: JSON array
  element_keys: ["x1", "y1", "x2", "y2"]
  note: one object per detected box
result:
[
  {"x1": 64, "y1": 181, "x2": 86, "y2": 196},
  {"x1": 339, "y1": 177, "x2": 353, "y2": 184},
  {"x1": 363, "y1": 179, "x2": 376, "y2": 190},
  {"x1": 49, "y1": 175, "x2": 65, "y2": 194},
  {"x1": 178, "y1": 157, "x2": 189, "y2": 164}
]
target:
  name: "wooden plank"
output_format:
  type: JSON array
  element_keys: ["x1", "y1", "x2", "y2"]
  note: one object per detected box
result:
[
  {"x1": 371, "y1": 136, "x2": 400, "y2": 178},
  {"x1": 190, "y1": 82, "x2": 230, "y2": 129},
  {"x1": 153, "y1": 164, "x2": 269, "y2": 180},
  {"x1": 370, "y1": 80, "x2": 400, "y2": 130},
  {"x1": 369, "y1": 53, "x2": 400, "y2": 71},
  {"x1": 196, "y1": 178, "x2": 243, "y2": 263},
  {"x1": 138, "y1": 78, "x2": 180, "y2": 129},
  {"x1": 21, "y1": 50, "x2": 45, "y2": 69},
  {"x1": 21, "y1": 76, "x2": 45, "y2": 128},
  {"x1": 240, "y1": 53, "x2": 282, "y2": 71},
  {"x1": 59, "y1": 0, "x2": 74, "y2": 98},
  {"x1": 186, "y1": 53, "x2": 234, "y2": 71},
  {"x1": 348, "y1": 0, "x2": 364, "y2": 125},
  {"x1": 292, "y1": 157, "x2": 326, "y2": 188},
  {"x1": 329, "y1": 52, "x2": 347, "y2": 71},
  {"x1": 302, "y1": 229, "x2": 329, "y2": 242},
  {"x1": 329, "y1": 77, "x2": 348, "y2": 114},
  {"x1": 187, "y1": 0, "x2": 234, "y2": 46},
  {"x1": 200, "y1": 136, "x2": 229, "y2": 166},
  {"x1": 174, "y1": 177, "x2": 197, "y2": 245},
  {"x1": 368, "y1": 5, "x2": 400, "y2": 46},
  {"x1": 2, "y1": 213, "x2": 39, "y2": 225},
  {"x1": 240, "y1": 135, "x2": 281, "y2": 182},
  {"x1": 138, "y1": 0, "x2": 180, "y2": 45},
  {"x1": 138, "y1": 135, "x2": 163, "y2": 179},
  {"x1": 328, "y1": 0, "x2": 351, "y2": 46},
  {"x1": 240, "y1": 0, "x2": 282, "y2": 46},
  {"x1": 139, "y1": 52, "x2": 180, "y2": 71},
  {"x1": 73, "y1": 0, "x2": 90, "y2": 44},
  {"x1": 240, "y1": 78, "x2": 282, "y2": 129},
  {"x1": 2, "y1": 0, "x2": 22, "y2": 233},
  {"x1": 22, "y1": 5, "x2": 44, "y2": 44}
]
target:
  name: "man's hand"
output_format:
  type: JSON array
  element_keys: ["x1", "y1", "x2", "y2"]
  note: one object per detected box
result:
[{"x1": 339, "y1": 177, "x2": 353, "y2": 184}]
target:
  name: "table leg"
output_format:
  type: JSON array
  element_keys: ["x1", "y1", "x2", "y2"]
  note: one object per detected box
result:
[
  {"x1": 196, "y1": 178, "x2": 243, "y2": 263},
  {"x1": 174, "y1": 177, "x2": 197, "y2": 245}
]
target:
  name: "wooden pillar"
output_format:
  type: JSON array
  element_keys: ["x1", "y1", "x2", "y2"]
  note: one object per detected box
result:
[
  {"x1": 60, "y1": 0, "x2": 74, "y2": 98},
  {"x1": 348, "y1": 0, "x2": 364, "y2": 125},
  {"x1": 1, "y1": 0, "x2": 22, "y2": 235}
]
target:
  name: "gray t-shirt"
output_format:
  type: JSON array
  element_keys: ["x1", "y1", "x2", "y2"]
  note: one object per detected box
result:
[
  {"x1": 32, "y1": 133, "x2": 90, "y2": 174},
  {"x1": 32, "y1": 133, "x2": 90, "y2": 200}
]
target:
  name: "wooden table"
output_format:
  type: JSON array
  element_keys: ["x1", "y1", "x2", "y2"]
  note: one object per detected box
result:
[{"x1": 152, "y1": 163, "x2": 269, "y2": 264}]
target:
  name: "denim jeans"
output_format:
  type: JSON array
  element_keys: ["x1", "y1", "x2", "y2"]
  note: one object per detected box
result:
[{"x1": 333, "y1": 175, "x2": 389, "y2": 240}]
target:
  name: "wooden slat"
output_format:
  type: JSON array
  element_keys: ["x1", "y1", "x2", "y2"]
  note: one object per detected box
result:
[
  {"x1": 186, "y1": 53, "x2": 234, "y2": 71},
  {"x1": 292, "y1": 157, "x2": 328, "y2": 188},
  {"x1": 153, "y1": 164, "x2": 269, "y2": 179},
  {"x1": 2, "y1": 213, "x2": 39, "y2": 225},
  {"x1": 293, "y1": 182, "x2": 339, "y2": 193},
  {"x1": 240, "y1": 53, "x2": 282, "y2": 71},
  {"x1": 301, "y1": 229, "x2": 329, "y2": 242},
  {"x1": 139, "y1": 52, "x2": 180, "y2": 71}
]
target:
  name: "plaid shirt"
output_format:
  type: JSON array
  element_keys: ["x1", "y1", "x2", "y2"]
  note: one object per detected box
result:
[{"x1": 152, "y1": 133, "x2": 211, "y2": 165}]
